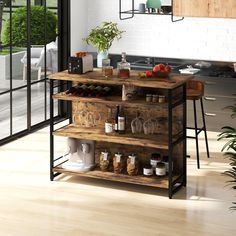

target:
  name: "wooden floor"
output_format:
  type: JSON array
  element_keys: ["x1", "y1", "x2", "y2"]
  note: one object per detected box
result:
[{"x1": 0, "y1": 128, "x2": 235, "y2": 236}]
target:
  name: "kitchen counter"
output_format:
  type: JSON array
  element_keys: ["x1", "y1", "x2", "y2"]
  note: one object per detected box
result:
[{"x1": 109, "y1": 54, "x2": 236, "y2": 79}]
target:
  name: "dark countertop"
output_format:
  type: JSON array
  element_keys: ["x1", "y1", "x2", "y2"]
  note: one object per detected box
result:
[{"x1": 108, "y1": 53, "x2": 236, "y2": 79}]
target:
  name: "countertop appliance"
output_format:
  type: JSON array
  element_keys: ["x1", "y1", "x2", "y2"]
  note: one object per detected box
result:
[{"x1": 62, "y1": 138, "x2": 96, "y2": 171}]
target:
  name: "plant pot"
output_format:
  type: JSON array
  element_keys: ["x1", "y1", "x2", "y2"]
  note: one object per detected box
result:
[{"x1": 97, "y1": 51, "x2": 108, "y2": 68}]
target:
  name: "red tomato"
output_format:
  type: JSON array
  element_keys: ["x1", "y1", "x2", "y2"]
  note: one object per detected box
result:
[
  {"x1": 153, "y1": 65, "x2": 161, "y2": 72},
  {"x1": 146, "y1": 71, "x2": 152, "y2": 77},
  {"x1": 165, "y1": 65, "x2": 171, "y2": 73},
  {"x1": 159, "y1": 64, "x2": 166, "y2": 70}
]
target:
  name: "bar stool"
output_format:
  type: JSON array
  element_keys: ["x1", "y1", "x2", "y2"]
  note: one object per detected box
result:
[{"x1": 187, "y1": 80, "x2": 210, "y2": 169}]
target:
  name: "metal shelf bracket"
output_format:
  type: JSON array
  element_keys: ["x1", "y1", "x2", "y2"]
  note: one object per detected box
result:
[{"x1": 119, "y1": 0, "x2": 184, "y2": 23}]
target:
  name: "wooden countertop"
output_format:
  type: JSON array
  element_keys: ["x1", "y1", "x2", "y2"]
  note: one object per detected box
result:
[{"x1": 48, "y1": 69, "x2": 193, "y2": 89}]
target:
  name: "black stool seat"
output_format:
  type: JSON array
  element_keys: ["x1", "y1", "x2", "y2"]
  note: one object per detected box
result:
[{"x1": 187, "y1": 80, "x2": 210, "y2": 169}]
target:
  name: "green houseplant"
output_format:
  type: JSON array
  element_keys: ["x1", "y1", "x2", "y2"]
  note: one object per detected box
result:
[
  {"x1": 2, "y1": 5, "x2": 57, "y2": 47},
  {"x1": 218, "y1": 96, "x2": 236, "y2": 210},
  {"x1": 83, "y1": 21, "x2": 124, "y2": 67}
]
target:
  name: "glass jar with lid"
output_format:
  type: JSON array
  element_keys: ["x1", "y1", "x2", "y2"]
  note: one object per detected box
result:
[
  {"x1": 155, "y1": 162, "x2": 166, "y2": 176},
  {"x1": 99, "y1": 150, "x2": 110, "y2": 171},
  {"x1": 127, "y1": 153, "x2": 139, "y2": 176},
  {"x1": 113, "y1": 152, "x2": 126, "y2": 174},
  {"x1": 117, "y1": 52, "x2": 131, "y2": 79}
]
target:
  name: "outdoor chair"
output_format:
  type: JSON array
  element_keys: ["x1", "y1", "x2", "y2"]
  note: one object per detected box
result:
[{"x1": 21, "y1": 40, "x2": 58, "y2": 81}]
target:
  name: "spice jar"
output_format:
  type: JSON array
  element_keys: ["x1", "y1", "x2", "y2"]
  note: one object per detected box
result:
[
  {"x1": 152, "y1": 94, "x2": 158, "y2": 103},
  {"x1": 143, "y1": 164, "x2": 153, "y2": 176},
  {"x1": 99, "y1": 150, "x2": 110, "y2": 171},
  {"x1": 146, "y1": 94, "x2": 152, "y2": 102},
  {"x1": 155, "y1": 162, "x2": 166, "y2": 176},
  {"x1": 127, "y1": 154, "x2": 139, "y2": 176},
  {"x1": 113, "y1": 152, "x2": 126, "y2": 174},
  {"x1": 150, "y1": 153, "x2": 162, "y2": 169},
  {"x1": 158, "y1": 95, "x2": 166, "y2": 103}
]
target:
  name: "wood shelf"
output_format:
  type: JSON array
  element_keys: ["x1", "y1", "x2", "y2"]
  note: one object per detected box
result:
[
  {"x1": 53, "y1": 124, "x2": 169, "y2": 149},
  {"x1": 53, "y1": 93, "x2": 168, "y2": 108},
  {"x1": 48, "y1": 69, "x2": 192, "y2": 90},
  {"x1": 50, "y1": 69, "x2": 187, "y2": 198},
  {"x1": 53, "y1": 166, "x2": 177, "y2": 189}
]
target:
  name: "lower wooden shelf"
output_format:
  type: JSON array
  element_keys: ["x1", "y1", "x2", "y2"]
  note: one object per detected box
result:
[{"x1": 53, "y1": 166, "x2": 178, "y2": 189}]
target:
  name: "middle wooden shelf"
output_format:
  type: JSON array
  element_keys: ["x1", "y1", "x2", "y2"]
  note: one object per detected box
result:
[{"x1": 53, "y1": 124, "x2": 171, "y2": 149}]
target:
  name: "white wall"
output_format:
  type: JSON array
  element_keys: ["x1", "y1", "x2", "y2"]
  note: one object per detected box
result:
[
  {"x1": 72, "y1": 0, "x2": 236, "y2": 62},
  {"x1": 70, "y1": 0, "x2": 88, "y2": 55}
]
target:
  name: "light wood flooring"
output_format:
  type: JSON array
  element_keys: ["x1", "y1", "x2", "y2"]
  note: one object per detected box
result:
[{"x1": 0, "y1": 128, "x2": 235, "y2": 236}]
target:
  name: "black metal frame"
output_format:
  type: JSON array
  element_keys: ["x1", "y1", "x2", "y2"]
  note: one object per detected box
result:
[
  {"x1": 49, "y1": 78, "x2": 187, "y2": 199},
  {"x1": 187, "y1": 98, "x2": 210, "y2": 169},
  {"x1": 167, "y1": 83, "x2": 187, "y2": 198},
  {"x1": 119, "y1": 0, "x2": 184, "y2": 22},
  {"x1": 50, "y1": 80, "x2": 71, "y2": 181},
  {"x1": 0, "y1": 0, "x2": 70, "y2": 146}
]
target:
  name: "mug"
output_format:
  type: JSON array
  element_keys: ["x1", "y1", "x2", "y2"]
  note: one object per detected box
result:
[{"x1": 139, "y1": 3, "x2": 146, "y2": 13}]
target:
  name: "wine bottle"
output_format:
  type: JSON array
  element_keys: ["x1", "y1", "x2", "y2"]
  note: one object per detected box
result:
[
  {"x1": 115, "y1": 105, "x2": 119, "y2": 133},
  {"x1": 105, "y1": 108, "x2": 114, "y2": 134},
  {"x1": 118, "y1": 106, "x2": 126, "y2": 134}
]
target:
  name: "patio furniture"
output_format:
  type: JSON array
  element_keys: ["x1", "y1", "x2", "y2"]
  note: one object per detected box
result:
[{"x1": 21, "y1": 40, "x2": 58, "y2": 81}]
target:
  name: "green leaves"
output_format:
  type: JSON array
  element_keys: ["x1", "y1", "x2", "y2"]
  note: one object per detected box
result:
[
  {"x1": 218, "y1": 126, "x2": 236, "y2": 152},
  {"x1": 218, "y1": 96, "x2": 236, "y2": 210},
  {"x1": 2, "y1": 6, "x2": 57, "y2": 47},
  {"x1": 83, "y1": 21, "x2": 124, "y2": 52}
]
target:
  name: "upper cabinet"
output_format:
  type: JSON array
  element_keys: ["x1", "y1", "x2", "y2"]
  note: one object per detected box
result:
[{"x1": 173, "y1": 0, "x2": 236, "y2": 18}]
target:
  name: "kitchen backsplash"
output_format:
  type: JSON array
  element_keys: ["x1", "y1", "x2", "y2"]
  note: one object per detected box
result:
[{"x1": 71, "y1": 0, "x2": 236, "y2": 62}]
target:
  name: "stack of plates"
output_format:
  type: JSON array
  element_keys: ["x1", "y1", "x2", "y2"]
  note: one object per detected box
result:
[{"x1": 179, "y1": 66, "x2": 200, "y2": 75}]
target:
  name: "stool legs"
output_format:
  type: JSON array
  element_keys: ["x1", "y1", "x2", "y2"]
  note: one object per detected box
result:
[
  {"x1": 193, "y1": 100, "x2": 200, "y2": 169},
  {"x1": 200, "y1": 98, "x2": 210, "y2": 158}
]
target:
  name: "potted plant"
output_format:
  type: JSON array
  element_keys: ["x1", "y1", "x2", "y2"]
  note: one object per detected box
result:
[
  {"x1": 83, "y1": 21, "x2": 124, "y2": 67},
  {"x1": 218, "y1": 96, "x2": 236, "y2": 210}
]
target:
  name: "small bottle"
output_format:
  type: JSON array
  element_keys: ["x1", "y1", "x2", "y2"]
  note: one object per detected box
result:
[
  {"x1": 118, "y1": 106, "x2": 126, "y2": 134},
  {"x1": 105, "y1": 108, "x2": 114, "y2": 134},
  {"x1": 114, "y1": 105, "x2": 120, "y2": 133},
  {"x1": 117, "y1": 52, "x2": 131, "y2": 79}
]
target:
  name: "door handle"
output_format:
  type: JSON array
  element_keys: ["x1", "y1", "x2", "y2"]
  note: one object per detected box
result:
[
  {"x1": 205, "y1": 81, "x2": 216, "y2": 85},
  {"x1": 205, "y1": 113, "x2": 216, "y2": 117},
  {"x1": 204, "y1": 97, "x2": 216, "y2": 101}
]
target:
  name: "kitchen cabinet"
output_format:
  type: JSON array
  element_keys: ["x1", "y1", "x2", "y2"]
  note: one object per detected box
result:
[
  {"x1": 173, "y1": 0, "x2": 236, "y2": 18},
  {"x1": 48, "y1": 69, "x2": 190, "y2": 198},
  {"x1": 187, "y1": 76, "x2": 236, "y2": 132}
]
